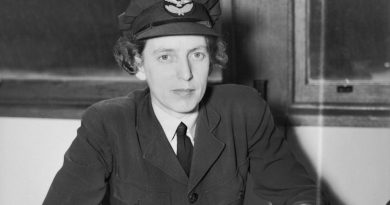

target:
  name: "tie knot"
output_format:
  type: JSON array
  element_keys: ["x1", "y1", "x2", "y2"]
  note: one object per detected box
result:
[{"x1": 176, "y1": 122, "x2": 187, "y2": 137}]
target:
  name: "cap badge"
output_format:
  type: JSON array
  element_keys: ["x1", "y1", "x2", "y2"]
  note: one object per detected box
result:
[{"x1": 164, "y1": 0, "x2": 194, "y2": 16}]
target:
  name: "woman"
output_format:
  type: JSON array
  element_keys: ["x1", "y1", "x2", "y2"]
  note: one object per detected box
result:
[{"x1": 44, "y1": 0, "x2": 326, "y2": 204}]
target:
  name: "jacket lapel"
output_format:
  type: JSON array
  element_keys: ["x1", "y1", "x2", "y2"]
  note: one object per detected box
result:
[
  {"x1": 188, "y1": 103, "x2": 225, "y2": 191},
  {"x1": 136, "y1": 93, "x2": 188, "y2": 185}
]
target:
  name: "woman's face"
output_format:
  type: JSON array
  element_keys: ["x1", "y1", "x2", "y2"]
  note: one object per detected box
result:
[{"x1": 137, "y1": 35, "x2": 210, "y2": 118}]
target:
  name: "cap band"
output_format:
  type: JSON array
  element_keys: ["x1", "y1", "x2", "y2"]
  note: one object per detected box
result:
[{"x1": 135, "y1": 18, "x2": 211, "y2": 35}]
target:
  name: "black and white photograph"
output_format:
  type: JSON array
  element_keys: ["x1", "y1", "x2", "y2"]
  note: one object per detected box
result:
[{"x1": 0, "y1": 0, "x2": 389, "y2": 204}]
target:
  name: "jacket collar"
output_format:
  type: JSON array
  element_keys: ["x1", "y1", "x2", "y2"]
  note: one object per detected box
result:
[
  {"x1": 188, "y1": 99, "x2": 225, "y2": 191},
  {"x1": 135, "y1": 88, "x2": 225, "y2": 189}
]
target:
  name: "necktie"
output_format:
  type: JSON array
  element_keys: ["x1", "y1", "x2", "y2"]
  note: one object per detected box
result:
[{"x1": 176, "y1": 122, "x2": 193, "y2": 176}]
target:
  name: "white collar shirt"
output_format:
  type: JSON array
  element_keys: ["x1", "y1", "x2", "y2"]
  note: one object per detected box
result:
[{"x1": 151, "y1": 102, "x2": 198, "y2": 154}]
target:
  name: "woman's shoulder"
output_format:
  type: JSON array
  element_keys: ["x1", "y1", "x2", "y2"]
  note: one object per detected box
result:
[
  {"x1": 82, "y1": 88, "x2": 148, "y2": 121},
  {"x1": 206, "y1": 84, "x2": 267, "y2": 109}
]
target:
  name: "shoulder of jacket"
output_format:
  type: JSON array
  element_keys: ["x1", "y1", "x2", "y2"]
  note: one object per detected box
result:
[
  {"x1": 208, "y1": 84, "x2": 265, "y2": 106},
  {"x1": 83, "y1": 88, "x2": 147, "y2": 119}
]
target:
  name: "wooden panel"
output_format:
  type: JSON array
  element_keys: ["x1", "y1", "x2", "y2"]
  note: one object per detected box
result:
[
  {"x1": 0, "y1": 72, "x2": 146, "y2": 118},
  {"x1": 228, "y1": 0, "x2": 292, "y2": 124}
]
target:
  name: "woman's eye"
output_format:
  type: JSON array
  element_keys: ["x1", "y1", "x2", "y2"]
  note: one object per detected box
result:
[
  {"x1": 158, "y1": 55, "x2": 171, "y2": 62},
  {"x1": 192, "y1": 52, "x2": 206, "y2": 60}
]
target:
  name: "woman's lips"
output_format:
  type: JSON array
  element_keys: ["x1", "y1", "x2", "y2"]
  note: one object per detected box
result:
[{"x1": 172, "y1": 89, "x2": 195, "y2": 97}]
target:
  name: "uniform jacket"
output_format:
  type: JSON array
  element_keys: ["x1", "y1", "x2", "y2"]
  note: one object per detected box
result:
[{"x1": 43, "y1": 84, "x2": 321, "y2": 205}]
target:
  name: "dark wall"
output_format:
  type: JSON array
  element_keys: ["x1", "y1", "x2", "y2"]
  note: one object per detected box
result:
[
  {"x1": 0, "y1": 0, "x2": 128, "y2": 70},
  {"x1": 1, "y1": 0, "x2": 292, "y2": 118}
]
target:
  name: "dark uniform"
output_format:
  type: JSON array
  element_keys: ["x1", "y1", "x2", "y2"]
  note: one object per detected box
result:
[{"x1": 44, "y1": 85, "x2": 322, "y2": 205}]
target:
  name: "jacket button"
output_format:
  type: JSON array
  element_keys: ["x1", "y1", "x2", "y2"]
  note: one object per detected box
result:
[
  {"x1": 239, "y1": 190, "x2": 245, "y2": 197},
  {"x1": 188, "y1": 192, "x2": 198, "y2": 203}
]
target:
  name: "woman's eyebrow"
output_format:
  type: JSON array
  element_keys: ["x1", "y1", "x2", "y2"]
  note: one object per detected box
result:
[
  {"x1": 188, "y1": 45, "x2": 207, "y2": 53},
  {"x1": 152, "y1": 48, "x2": 175, "y2": 54}
]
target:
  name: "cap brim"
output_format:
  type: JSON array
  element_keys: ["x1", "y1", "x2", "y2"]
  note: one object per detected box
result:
[{"x1": 135, "y1": 22, "x2": 219, "y2": 40}]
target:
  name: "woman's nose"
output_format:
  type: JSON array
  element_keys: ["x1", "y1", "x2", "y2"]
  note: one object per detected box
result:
[{"x1": 177, "y1": 58, "x2": 193, "y2": 81}]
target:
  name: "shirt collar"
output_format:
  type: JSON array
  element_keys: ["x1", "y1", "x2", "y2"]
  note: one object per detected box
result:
[{"x1": 151, "y1": 101, "x2": 198, "y2": 142}]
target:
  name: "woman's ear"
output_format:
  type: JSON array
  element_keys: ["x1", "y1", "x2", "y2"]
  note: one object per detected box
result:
[
  {"x1": 134, "y1": 54, "x2": 146, "y2": 80},
  {"x1": 135, "y1": 69, "x2": 146, "y2": 80}
]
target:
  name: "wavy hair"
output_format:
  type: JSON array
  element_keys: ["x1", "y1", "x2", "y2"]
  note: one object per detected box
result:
[{"x1": 113, "y1": 34, "x2": 228, "y2": 75}]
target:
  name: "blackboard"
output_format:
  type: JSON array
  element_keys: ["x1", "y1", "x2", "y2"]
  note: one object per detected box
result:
[{"x1": 0, "y1": 0, "x2": 129, "y2": 73}]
